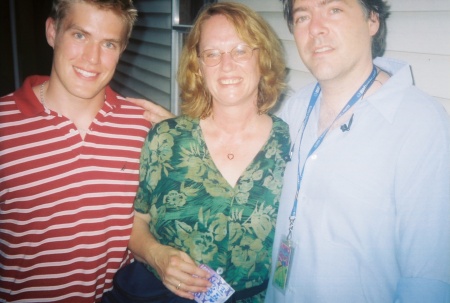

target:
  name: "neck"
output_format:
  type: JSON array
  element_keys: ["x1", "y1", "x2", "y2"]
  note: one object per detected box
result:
[
  {"x1": 319, "y1": 63, "x2": 375, "y2": 112},
  {"x1": 43, "y1": 79, "x2": 105, "y2": 121},
  {"x1": 316, "y1": 63, "x2": 383, "y2": 135},
  {"x1": 208, "y1": 105, "x2": 262, "y2": 135}
]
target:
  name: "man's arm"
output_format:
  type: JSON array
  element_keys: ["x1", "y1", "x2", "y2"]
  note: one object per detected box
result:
[{"x1": 394, "y1": 104, "x2": 450, "y2": 302}]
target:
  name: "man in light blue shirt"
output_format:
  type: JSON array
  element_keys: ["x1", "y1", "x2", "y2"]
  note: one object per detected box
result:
[{"x1": 266, "y1": 0, "x2": 450, "y2": 302}]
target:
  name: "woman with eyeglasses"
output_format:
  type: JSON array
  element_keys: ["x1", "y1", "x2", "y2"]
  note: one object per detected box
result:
[{"x1": 118, "y1": 3, "x2": 290, "y2": 303}]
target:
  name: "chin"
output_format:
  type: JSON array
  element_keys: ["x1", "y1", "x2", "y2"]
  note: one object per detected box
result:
[{"x1": 310, "y1": 68, "x2": 340, "y2": 83}]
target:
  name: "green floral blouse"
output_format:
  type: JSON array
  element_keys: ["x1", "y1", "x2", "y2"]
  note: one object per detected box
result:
[{"x1": 134, "y1": 115, "x2": 290, "y2": 302}]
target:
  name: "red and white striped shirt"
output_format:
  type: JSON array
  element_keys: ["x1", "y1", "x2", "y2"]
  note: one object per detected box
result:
[{"x1": 0, "y1": 76, "x2": 151, "y2": 303}]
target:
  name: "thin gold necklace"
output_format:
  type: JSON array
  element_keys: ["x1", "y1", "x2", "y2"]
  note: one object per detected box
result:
[{"x1": 39, "y1": 81, "x2": 50, "y2": 112}]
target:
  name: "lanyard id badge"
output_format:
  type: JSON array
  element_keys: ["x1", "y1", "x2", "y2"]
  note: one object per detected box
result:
[
  {"x1": 273, "y1": 66, "x2": 378, "y2": 293},
  {"x1": 274, "y1": 214, "x2": 297, "y2": 292},
  {"x1": 273, "y1": 237, "x2": 295, "y2": 293}
]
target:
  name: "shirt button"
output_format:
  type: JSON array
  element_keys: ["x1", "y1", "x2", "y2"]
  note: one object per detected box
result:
[
  {"x1": 69, "y1": 129, "x2": 76, "y2": 133},
  {"x1": 311, "y1": 154, "x2": 318, "y2": 160},
  {"x1": 216, "y1": 267, "x2": 224, "y2": 275}
]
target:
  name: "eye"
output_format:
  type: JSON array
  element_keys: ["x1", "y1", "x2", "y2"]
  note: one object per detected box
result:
[
  {"x1": 205, "y1": 50, "x2": 221, "y2": 59},
  {"x1": 330, "y1": 8, "x2": 342, "y2": 14},
  {"x1": 74, "y1": 32, "x2": 85, "y2": 39},
  {"x1": 104, "y1": 41, "x2": 116, "y2": 49},
  {"x1": 233, "y1": 47, "x2": 248, "y2": 57},
  {"x1": 294, "y1": 14, "x2": 309, "y2": 24}
]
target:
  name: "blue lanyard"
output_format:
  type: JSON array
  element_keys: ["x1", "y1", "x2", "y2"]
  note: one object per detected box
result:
[{"x1": 286, "y1": 66, "x2": 377, "y2": 240}]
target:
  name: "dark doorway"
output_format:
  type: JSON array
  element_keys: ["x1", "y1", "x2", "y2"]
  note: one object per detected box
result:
[{"x1": 0, "y1": 0, "x2": 53, "y2": 96}]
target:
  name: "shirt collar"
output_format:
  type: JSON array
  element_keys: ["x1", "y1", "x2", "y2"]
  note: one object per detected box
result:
[
  {"x1": 367, "y1": 57, "x2": 414, "y2": 123},
  {"x1": 15, "y1": 75, "x2": 121, "y2": 116},
  {"x1": 14, "y1": 75, "x2": 49, "y2": 117}
]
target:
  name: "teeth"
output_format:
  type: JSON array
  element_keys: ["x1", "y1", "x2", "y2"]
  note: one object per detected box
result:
[
  {"x1": 221, "y1": 78, "x2": 242, "y2": 85},
  {"x1": 315, "y1": 47, "x2": 331, "y2": 53},
  {"x1": 74, "y1": 67, "x2": 96, "y2": 77}
]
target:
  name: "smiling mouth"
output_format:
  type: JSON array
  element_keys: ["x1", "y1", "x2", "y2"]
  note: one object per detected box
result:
[
  {"x1": 74, "y1": 67, "x2": 97, "y2": 78},
  {"x1": 220, "y1": 78, "x2": 242, "y2": 85},
  {"x1": 314, "y1": 46, "x2": 333, "y2": 53}
]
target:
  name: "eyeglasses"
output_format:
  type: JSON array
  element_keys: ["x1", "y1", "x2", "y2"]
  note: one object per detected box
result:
[{"x1": 199, "y1": 45, "x2": 259, "y2": 67}]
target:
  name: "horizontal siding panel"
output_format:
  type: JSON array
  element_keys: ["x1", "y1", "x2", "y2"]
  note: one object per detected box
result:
[
  {"x1": 131, "y1": 27, "x2": 172, "y2": 46},
  {"x1": 112, "y1": 70, "x2": 171, "y2": 107},
  {"x1": 385, "y1": 51, "x2": 450, "y2": 100},
  {"x1": 112, "y1": 0, "x2": 172, "y2": 110},
  {"x1": 120, "y1": 51, "x2": 171, "y2": 78},
  {"x1": 388, "y1": 0, "x2": 450, "y2": 12},
  {"x1": 126, "y1": 41, "x2": 171, "y2": 62},
  {"x1": 134, "y1": 13, "x2": 171, "y2": 29},
  {"x1": 387, "y1": 12, "x2": 450, "y2": 55},
  {"x1": 285, "y1": 70, "x2": 316, "y2": 96},
  {"x1": 110, "y1": 83, "x2": 171, "y2": 109},
  {"x1": 283, "y1": 40, "x2": 308, "y2": 72},
  {"x1": 135, "y1": 0, "x2": 171, "y2": 13},
  {"x1": 223, "y1": 0, "x2": 283, "y2": 12},
  {"x1": 115, "y1": 62, "x2": 171, "y2": 95},
  {"x1": 260, "y1": 11, "x2": 292, "y2": 41}
]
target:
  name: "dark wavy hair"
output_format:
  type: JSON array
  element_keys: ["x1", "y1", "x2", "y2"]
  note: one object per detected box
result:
[{"x1": 280, "y1": 0, "x2": 390, "y2": 58}]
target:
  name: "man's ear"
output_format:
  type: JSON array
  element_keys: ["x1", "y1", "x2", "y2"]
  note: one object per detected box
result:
[
  {"x1": 368, "y1": 11, "x2": 380, "y2": 37},
  {"x1": 46, "y1": 17, "x2": 57, "y2": 48}
]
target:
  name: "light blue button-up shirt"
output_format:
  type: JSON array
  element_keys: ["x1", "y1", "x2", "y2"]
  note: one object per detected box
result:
[{"x1": 266, "y1": 57, "x2": 450, "y2": 303}]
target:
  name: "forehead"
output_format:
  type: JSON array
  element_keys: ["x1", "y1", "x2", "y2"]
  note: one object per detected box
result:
[
  {"x1": 200, "y1": 15, "x2": 243, "y2": 47},
  {"x1": 293, "y1": 0, "x2": 357, "y2": 9},
  {"x1": 201, "y1": 15, "x2": 236, "y2": 34},
  {"x1": 61, "y1": 2, "x2": 126, "y2": 38}
]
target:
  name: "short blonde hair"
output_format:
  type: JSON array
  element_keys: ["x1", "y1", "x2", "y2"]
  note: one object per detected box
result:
[
  {"x1": 50, "y1": 0, "x2": 137, "y2": 47},
  {"x1": 178, "y1": 2, "x2": 286, "y2": 118}
]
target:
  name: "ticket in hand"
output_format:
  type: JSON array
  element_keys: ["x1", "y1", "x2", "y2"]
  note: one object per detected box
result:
[{"x1": 193, "y1": 264, "x2": 235, "y2": 303}]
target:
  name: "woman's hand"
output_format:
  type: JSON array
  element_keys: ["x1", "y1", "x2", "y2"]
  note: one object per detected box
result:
[
  {"x1": 129, "y1": 212, "x2": 211, "y2": 300},
  {"x1": 127, "y1": 97, "x2": 175, "y2": 124},
  {"x1": 151, "y1": 243, "x2": 211, "y2": 299}
]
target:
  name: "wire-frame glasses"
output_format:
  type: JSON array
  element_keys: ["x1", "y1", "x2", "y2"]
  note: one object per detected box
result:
[{"x1": 199, "y1": 45, "x2": 258, "y2": 67}]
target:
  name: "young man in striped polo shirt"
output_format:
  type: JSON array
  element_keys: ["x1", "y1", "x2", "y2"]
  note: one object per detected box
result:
[{"x1": 0, "y1": 1, "x2": 171, "y2": 302}]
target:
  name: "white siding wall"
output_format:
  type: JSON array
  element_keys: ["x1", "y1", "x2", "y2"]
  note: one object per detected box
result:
[
  {"x1": 112, "y1": 0, "x2": 172, "y2": 111},
  {"x1": 221, "y1": 0, "x2": 450, "y2": 114}
]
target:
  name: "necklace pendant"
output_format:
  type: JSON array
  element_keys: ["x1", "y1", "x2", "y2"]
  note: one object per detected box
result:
[{"x1": 227, "y1": 153, "x2": 234, "y2": 160}]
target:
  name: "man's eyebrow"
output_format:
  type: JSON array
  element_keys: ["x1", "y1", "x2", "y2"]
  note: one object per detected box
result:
[
  {"x1": 293, "y1": 0, "x2": 345, "y2": 12},
  {"x1": 104, "y1": 38, "x2": 123, "y2": 45},
  {"x1": 322, "y1": 0, "x2": 345, "y2": 6},
  {"x1": 66, "y1": 24, "x2": 90, "y2": 34},
  {"x1": 67, "y1": 24, "x2": 123, "y2": 45}
]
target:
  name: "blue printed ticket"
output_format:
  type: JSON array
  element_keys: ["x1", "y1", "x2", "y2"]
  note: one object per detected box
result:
[{"x1": 193, "y1": 264, "x2": 235, "y2": 303}]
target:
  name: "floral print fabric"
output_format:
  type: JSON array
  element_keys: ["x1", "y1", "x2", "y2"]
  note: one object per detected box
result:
[{"x1": 135, "y1": 115, "x2": 290, "y2": 302}]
